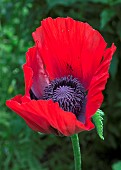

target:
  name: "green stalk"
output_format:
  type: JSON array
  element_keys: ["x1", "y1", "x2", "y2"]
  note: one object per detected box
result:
[{"x1": 71, "y1": 134, "x2": 82, "y2": 170}]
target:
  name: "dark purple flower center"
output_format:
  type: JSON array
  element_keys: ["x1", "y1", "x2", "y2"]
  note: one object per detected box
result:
[
  {"x1": 43, "y1": 76, "x2": 86, "y2": 122},
  {"x1": 30, "y1": 75, "x2": 86, "y2": 123}
]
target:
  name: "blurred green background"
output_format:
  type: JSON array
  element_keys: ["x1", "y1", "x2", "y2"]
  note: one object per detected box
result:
[{"x1": 0, "y1": 0, "x2": 121, "y2": 170}]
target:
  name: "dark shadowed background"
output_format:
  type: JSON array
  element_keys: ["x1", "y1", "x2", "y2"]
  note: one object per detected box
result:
[{"x1": 0, "y1": 0, "x2": 121, "y2": 170}]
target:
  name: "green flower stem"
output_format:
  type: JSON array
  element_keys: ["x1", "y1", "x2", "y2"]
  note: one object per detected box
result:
[{"x1": 71, "y1": 134, "x2": 82, "y2": 170}]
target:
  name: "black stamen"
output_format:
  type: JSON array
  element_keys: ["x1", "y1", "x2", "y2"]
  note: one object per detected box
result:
[{"x1": 43, "y1": 75, "x2": 86, "y2": 123}]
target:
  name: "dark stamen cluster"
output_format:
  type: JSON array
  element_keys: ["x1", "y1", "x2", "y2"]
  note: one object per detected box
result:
[{"x1": 43, "y1": 75, "x2": 86, "y2": 122}]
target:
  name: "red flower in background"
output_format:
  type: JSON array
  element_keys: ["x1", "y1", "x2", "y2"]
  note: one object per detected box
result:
[{"x1": 6, "y1": 17, "x2": 116, "y2": 136}]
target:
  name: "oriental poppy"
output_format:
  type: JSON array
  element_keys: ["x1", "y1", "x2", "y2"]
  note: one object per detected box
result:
[{"x1": 6, "y1": 17, "x2": 116, "y2": 136}]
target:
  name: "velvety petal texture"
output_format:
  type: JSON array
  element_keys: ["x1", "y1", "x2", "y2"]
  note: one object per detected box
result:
[
  {"x1": 24, "y1": 46, "x2": 50, "y2": 98},
  {"x1": 6, "y1": 17, "x2": 116, "y2": 136},
  {"x1": 32, "y1": 17, "x2": 107, "y2": 89},
  {"x1": 85, "y1": 43, "x2": 116, "y2": 118},
  {"x1": 6, "y1": 97, "x2": 94, "y2": 136}
]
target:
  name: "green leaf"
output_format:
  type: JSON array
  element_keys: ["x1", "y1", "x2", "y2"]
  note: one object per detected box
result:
[
  {"x1": 100, "y1": 9, "x2": 116, "y2": 28},
  {"x1": 92, "y1": 109, "x2": 104, "y2": 140},
  {"x1": 112, "y1": 161, "x2": 121, "y2": 170}
]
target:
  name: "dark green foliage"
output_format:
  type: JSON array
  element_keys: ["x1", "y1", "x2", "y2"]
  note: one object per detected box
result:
[{"x1": 0, "y1": 0, "x2": 121, "y2": 169}]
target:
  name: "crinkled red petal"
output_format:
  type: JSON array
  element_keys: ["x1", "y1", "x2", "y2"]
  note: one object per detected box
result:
[
  {"x1": 24, "y1": 46, "x2": 49, "y2": 98},
  {"x1": 23, "y1": 65, "x2": 33, "y2": 97},
  {"x1": 32, "y1": 17, "x2": 107, "y2": 90},
  {"x1": 6, "y1": 96, "x2": 94, "y2": 136},
  {"x1": 85, "y1": 43, "x2": 116, "y2": 118}
]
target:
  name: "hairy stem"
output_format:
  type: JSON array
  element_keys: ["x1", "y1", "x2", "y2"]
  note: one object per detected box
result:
[{"x1": 71, "y1": 134, "x2": 82, "y2": 170}]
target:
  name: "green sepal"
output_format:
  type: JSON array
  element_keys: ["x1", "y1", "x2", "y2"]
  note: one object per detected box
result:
[{"x1": 92, "y1": 109, "x2": 104, "y2": 140}]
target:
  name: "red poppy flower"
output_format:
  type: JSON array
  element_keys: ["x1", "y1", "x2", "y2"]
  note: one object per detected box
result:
[{"x1": 6, "y1": 17, "x2": 116, "y2": 136}]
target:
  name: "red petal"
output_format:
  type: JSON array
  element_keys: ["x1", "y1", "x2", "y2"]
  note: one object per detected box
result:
[
  {"x1": 86, "y1": 43, "x2": 116, "y2": 118},
  {"x1": 6, "y1": 96, "x2": 94, "y2": 136},
  {"x1": 6, "y1": 96, "x2": 52, "y2": 134},
  {"x1": 23, "y1": 65, "x2": 33, "y2": 96},
  {"x1": 32, "y1": 17, "x2": 107, "y2": 89},
  {"x1": 24, "y1": 46, "x2": 49, "y2": 98}
]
